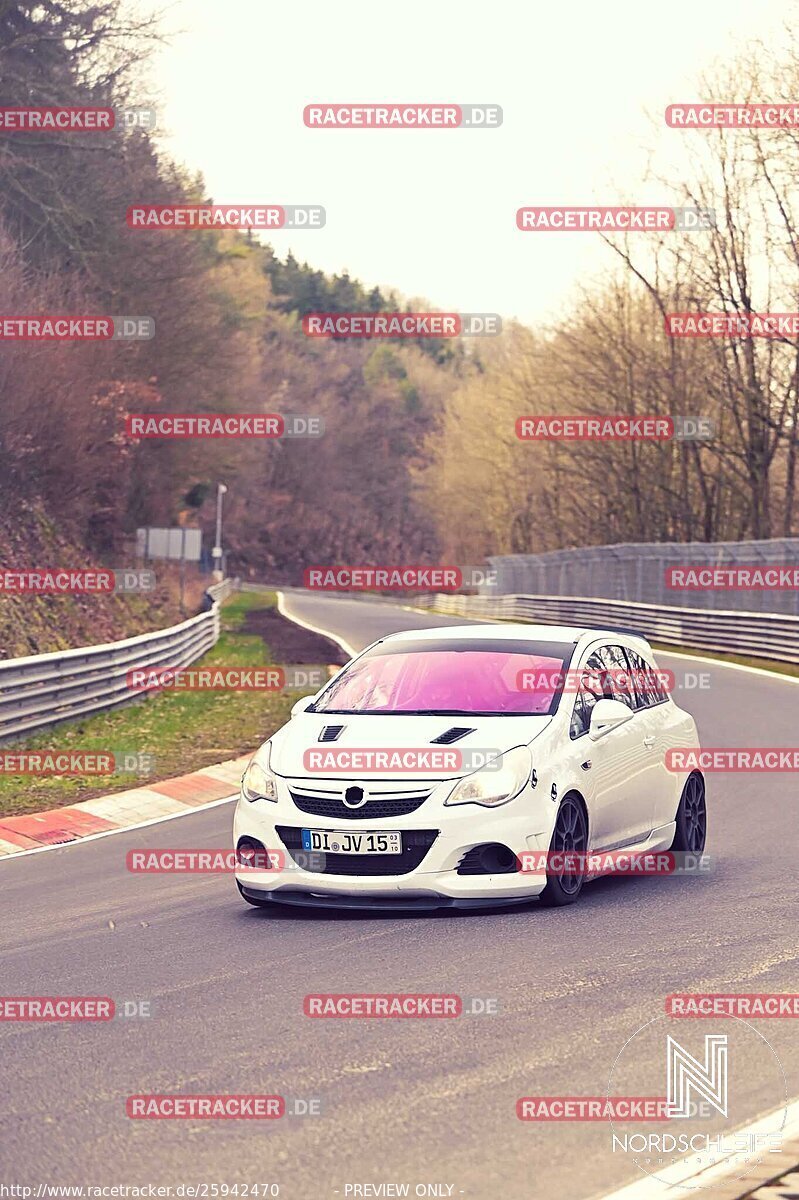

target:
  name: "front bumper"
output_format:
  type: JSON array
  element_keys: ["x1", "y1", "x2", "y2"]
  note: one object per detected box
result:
[
  {"x1": 233, "y1": 772, "x2": 553, "y2": 906},
  {"x1": 237, "y1": 882, "x2": 535, "y2": 911}
]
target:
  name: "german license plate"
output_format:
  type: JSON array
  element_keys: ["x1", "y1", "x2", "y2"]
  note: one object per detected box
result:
[{"x1": 301, "y1": 829, "x2": 402, "y2": 855}]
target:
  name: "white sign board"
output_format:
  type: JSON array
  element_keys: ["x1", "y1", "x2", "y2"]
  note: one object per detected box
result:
[{"x1": 136, "y1": 527, "x2": 202, "y2": 562}]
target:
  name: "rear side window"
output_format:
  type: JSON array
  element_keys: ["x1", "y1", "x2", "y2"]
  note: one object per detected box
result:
[{"x1": 627, "y1": 649, "x2": 668, "y2": 709}]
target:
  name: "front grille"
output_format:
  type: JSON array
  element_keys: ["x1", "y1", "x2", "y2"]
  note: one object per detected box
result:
[
  {"x1": 276, "y1": 825, "x2": 438, "y2": 875},
  {"x1": 290, "y1": 788, "x2": 430, "y2": 821}
]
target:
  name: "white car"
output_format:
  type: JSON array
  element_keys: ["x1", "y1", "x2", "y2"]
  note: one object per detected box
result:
[{"x1": 233, "y1": 624, "x2": 706, "y2": 910}]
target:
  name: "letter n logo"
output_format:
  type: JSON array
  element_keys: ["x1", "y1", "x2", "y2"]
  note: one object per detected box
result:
[{"x1": 666, "y1": 1034, "x2": 728, "y2": 1118}]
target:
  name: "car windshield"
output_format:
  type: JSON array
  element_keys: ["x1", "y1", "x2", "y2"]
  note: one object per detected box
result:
[{"x1": 311, "y1": 637, "x2": 576, "y2": 716}]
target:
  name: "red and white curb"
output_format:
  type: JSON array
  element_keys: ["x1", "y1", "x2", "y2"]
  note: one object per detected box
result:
[{"x1": 0, "y1": 754, "x2": 250, "y2": 859}]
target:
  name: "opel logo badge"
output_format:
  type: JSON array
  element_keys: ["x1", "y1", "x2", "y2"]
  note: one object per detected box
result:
[{"x1": 343, "y1": 784, "x2": 368, "y2": 809}]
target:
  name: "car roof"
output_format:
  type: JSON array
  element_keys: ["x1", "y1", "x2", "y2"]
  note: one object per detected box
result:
[{"x1": 379, "y1": 623, "x2": 651, "y2": 649}]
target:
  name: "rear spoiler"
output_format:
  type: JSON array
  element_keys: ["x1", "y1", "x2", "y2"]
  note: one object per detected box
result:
[{"x1": 597, "y1": 625, "x2": 648, "y2": 640}]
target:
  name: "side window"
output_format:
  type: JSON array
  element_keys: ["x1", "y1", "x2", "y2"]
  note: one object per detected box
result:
[
  {"x1": 627, "y1": 649, "x2": 664, "y2": 709},
  {"x1": 570, "y1": 645, "x2": 642, "y2": 737},
  {"x1": 654, "y1": 670, "x2": 670, "y2": 702},
  {"x1": 595, "y1": 644, "x2": 636, "y2": 709},
  {"x1": 569, "y1": 652, "x2": 606, "y2": 738}
]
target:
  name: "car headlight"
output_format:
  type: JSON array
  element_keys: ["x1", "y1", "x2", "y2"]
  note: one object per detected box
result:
[
  {"x1": 241, "y1": 744, "x2": 278, "y2": 803},
  {"x1": 444, "y1": 745, "x2": 532, "y2": 809}
]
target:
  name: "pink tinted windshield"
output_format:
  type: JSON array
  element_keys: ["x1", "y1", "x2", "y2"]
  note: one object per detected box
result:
[{"x1": 314, "y1": 647, "x2": 570, "y2": 715}]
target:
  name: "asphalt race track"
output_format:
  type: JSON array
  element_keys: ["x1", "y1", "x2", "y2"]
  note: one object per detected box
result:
[{"x1": 1, "y1": 592, "x2": 798, "y2": 1200}]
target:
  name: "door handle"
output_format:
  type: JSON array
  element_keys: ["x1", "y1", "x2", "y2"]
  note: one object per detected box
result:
[{"x1": 643, "y1": 736, "x2": 656, "y2": 749}]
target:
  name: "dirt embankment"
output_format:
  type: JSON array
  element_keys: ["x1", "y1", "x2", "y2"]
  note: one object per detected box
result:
[{"x1": 0, "y1": 504, "x2": 208, "y2": 659}]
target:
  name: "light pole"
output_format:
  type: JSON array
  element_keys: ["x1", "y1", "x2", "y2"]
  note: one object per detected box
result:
[{"x1": 212, "y1": 483, "x2": 228, "y2": 579}]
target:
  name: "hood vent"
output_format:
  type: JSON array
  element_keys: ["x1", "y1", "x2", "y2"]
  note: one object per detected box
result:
[
  {"x1": 318, "y1": 724, "x2": 345, "y2": 743},
  {"x1": 431, "y1": 726, "x2": 475, "y2": 745}
]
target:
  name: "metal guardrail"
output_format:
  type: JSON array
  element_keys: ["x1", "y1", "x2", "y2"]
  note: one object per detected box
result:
[
  {"x1": 205, "y1": 577, "x2": 236, "y2": 605},
  {"x1": 485, "y1": 540, "x2": 799, "y2": 615},
  {"x1": 0, "y1": 579, "x2": 235, "y2": 743},
  {"x1": 414, "y1": 592, "x2": 799, "y2": 665}
]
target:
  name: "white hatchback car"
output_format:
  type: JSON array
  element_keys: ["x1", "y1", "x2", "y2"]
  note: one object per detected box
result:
[{"x1": 233, "y1": 624, "x2": 706, "y2": 910}]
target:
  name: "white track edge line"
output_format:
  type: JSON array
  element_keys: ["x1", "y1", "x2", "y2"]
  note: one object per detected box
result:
[{"x1": 275, "y1": 589, "x2": 358, "y2": 658}]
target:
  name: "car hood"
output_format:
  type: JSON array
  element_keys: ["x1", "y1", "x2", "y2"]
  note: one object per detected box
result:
[{"x1": 269, "y1": 713, "x2": 553, "y2": 780}]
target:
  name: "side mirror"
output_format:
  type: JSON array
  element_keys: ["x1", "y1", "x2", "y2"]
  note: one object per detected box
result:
[
  {"x1": 588, "y1": 697, "x2": 633, "y2": 741},
  {"x1": 291, "y1": 694, "x2": 318, "y2": 717}
]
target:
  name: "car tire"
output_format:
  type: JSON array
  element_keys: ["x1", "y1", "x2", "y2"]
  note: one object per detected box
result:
[
  {"x1": 539, "y1": 793, "x2": 588, "y2": 907},
  {"x1": 669, "y1": 771, "x2": 706, "y2": 854},
  {"x1": 236, "y1": 880, "x2": 271, "y2": 908}
]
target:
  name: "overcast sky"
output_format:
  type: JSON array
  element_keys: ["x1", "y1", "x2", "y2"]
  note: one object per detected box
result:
[{"x1": 143, "y1": 0, "x2": 790, "y2": 326}]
